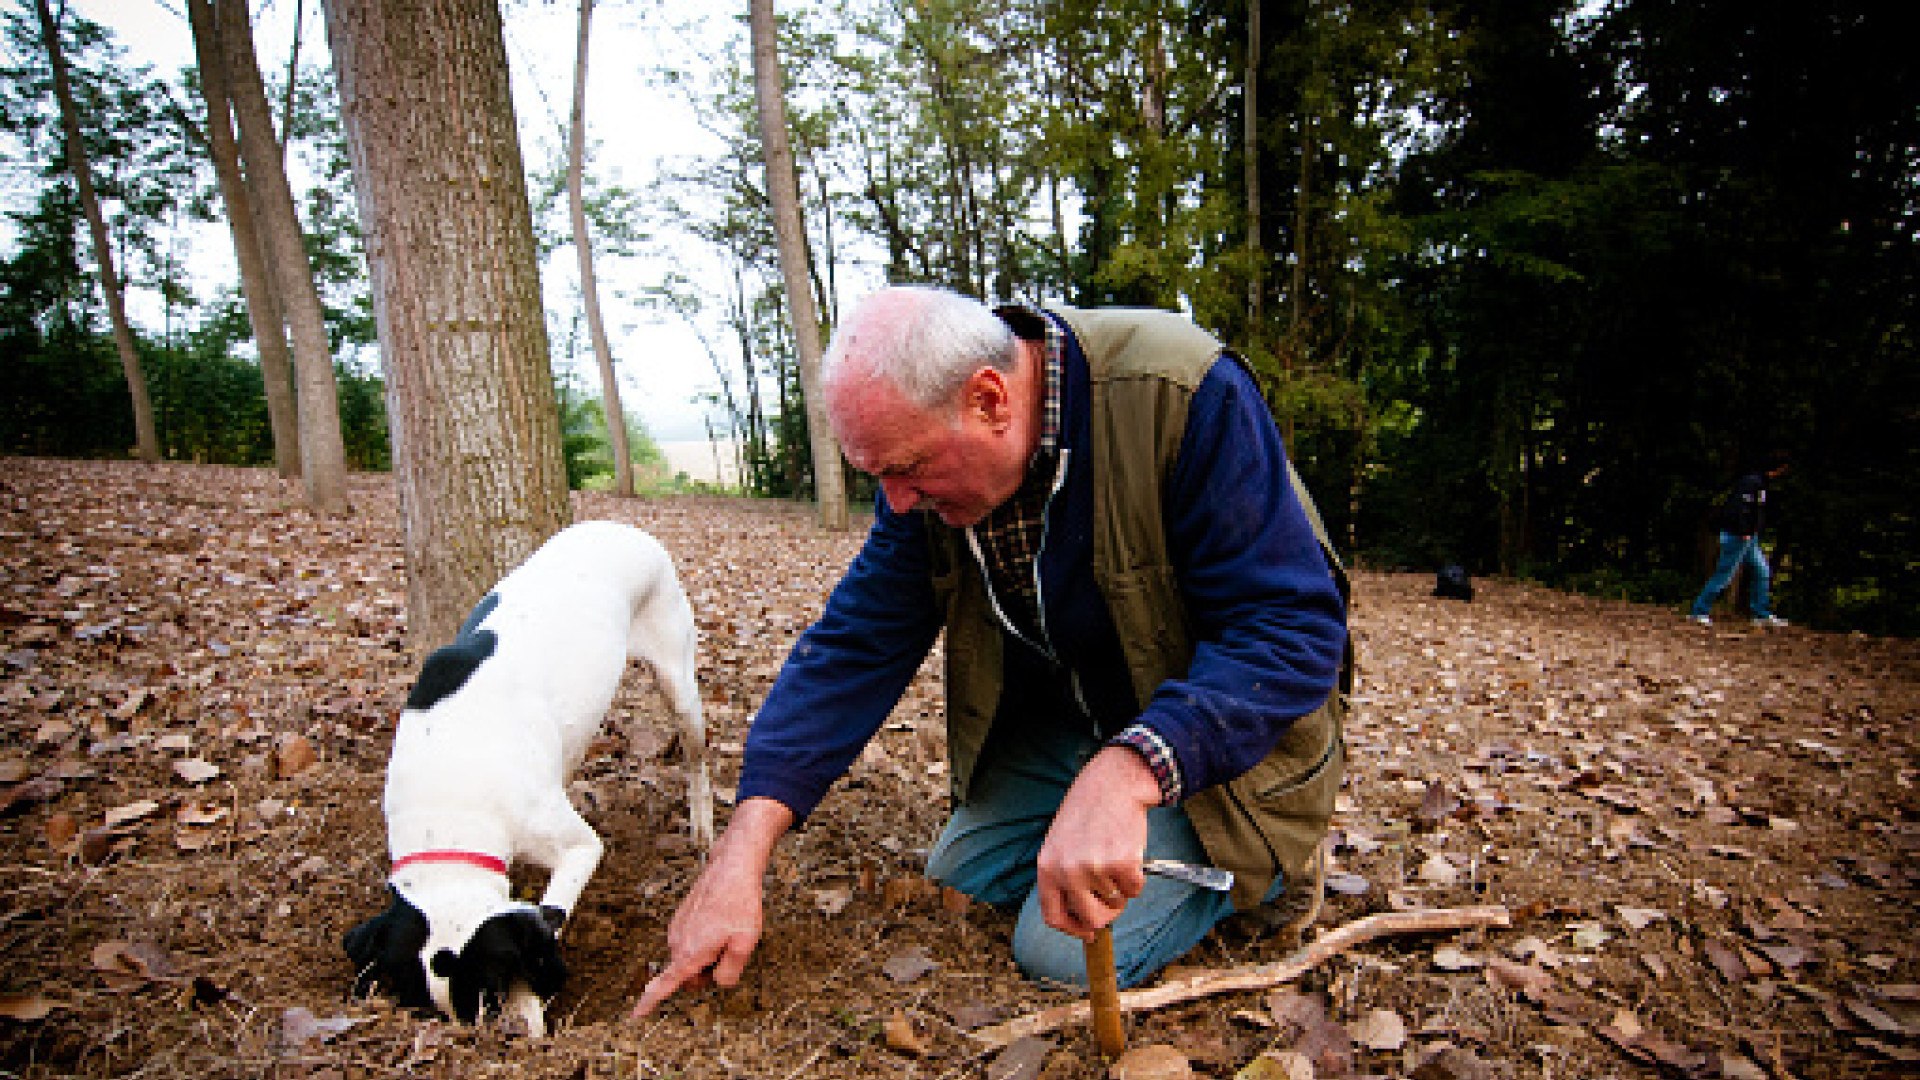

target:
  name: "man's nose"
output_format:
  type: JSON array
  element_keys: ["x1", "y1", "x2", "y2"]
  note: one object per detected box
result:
[{"x1": 878, "y1": 477, "x2": 919, "y2": 514}]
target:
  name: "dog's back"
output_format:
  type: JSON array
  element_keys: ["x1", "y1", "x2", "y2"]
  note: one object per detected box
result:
[{"x1": 394, "y1": 522, "x2": 692, "y2": 777}]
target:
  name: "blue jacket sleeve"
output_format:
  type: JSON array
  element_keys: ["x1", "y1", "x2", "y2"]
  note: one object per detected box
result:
[
  {"x1": 1140, "y1": 358, "x2": 1347, "y2": 796},
  {"x1": 736, "y1": 498, "x2": 944, "y2": 822}
]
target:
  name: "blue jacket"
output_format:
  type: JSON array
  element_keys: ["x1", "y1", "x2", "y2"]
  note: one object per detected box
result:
[
  {"x1": 738, "y1": 317, "x2": 1347, "y2": 822},
  {"x1": 1712, "y1": 471, "x2": 1770, "y2": 537}
]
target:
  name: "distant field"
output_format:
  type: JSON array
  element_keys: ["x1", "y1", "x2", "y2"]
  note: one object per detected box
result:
[{"x1": 655, "y1": 438, "x2": 738, "y2": 485}]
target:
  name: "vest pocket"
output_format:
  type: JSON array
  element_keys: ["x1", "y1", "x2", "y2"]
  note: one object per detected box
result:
[
  {"x1": 1246, "y1": 702, "x2": 1342, "y2": 802},
  {"x1": 1197, "y1": 700, "x2": 1345, "y2": 908}
]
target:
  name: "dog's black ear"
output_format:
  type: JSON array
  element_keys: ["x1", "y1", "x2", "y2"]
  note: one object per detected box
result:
[
  {"x1": 464, "y1": 909, "x2": 568, "y2": 1004},
  {"x1": 538, "y1": 904, "x2": 567, "y2": 936},
  {"x1": 344, "y1": 888, "x2": 431, "y2": 1007},
  {"x1": 343, "y1": 916, "x2": 386, "y2": 977},
  {"x1": 432, "y1": 948, "x2": 482, "y2": 1023},
  {"x1": 511, "y1": 911, "x2": 568, "y2": 999}
]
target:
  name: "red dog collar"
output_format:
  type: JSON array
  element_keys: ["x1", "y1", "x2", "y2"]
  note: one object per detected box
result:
[{"x1": 391, "y1": 850, "x2": 509, "y2": 876}]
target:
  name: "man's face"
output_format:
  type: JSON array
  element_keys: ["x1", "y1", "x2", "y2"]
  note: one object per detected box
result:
[{"x1": 829, "y1": 368, "x2": 1026, "y2": 528}]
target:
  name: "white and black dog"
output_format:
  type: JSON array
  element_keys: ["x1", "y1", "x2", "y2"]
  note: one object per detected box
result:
[{"x1": 343, "y1": 520, "x2": 714, "y2": 1033}]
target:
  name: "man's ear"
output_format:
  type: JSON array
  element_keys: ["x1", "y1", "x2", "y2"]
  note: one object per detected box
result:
[{"x1": 965, "y1": 365, "x2": 1014, "y2": 430}]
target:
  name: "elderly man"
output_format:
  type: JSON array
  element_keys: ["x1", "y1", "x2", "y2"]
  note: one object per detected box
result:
[{"x1": 633, "y1": 286, "x2": 1348, "y2": 1014}]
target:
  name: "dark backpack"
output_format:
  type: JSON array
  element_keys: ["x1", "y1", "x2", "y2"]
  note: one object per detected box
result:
[{"x1": 1434, "y1": 564, "x2": 1473, "y2": 602}]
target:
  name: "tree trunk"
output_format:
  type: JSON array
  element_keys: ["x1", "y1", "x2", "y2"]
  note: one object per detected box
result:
[
  {"x1": 222, "y1": 0, "x2": 350, "y2": 514},
  {"x1": 1283, "y1": 118, "x2": 1313, "y2": 450},
  {"x1": 811, "y1": 163, "x2": 836, "y2": 327},
  {"x1": 749, "y1": 0, "x2": 848, "y2": 530},
  {"x1": 731, "y1": 264, "x2": 768, "y2": 485},
  {"x1": 279, "y1": 0, "x2": 304, "y2": 145},
  {"x1": 1049, "y1": 170, "x2": 1071, "y2": 289},
  {"x1": 1245, "y1": 0, "x2": 1263, "y2": 332},
  {"x1": 187, "y1": 0, "x2": 301, "y2": 480},
  {"x1": 34, "y1": 0, "x2": 160, "y2": 463},
  {"x1": 322, "y1": 0, "x2": 571, "y2": 648},
  {"x1": 568, "y1": 0, "x2": 633, "y2": 497}
]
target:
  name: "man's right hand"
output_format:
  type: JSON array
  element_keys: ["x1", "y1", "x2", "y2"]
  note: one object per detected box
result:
[{"x1": 630, "y1": 796, "x2": 794, "y2": 1019}]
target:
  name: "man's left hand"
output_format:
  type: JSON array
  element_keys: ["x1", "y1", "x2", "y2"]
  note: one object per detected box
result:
[{"x1": 1034, "y1": 745, "x2": 1162, "y2": 940}]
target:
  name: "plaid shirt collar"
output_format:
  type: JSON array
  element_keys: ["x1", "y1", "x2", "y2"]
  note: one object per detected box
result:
[{"x1": 1033, "y1": 316, "x2": 1063, "y2": 460}]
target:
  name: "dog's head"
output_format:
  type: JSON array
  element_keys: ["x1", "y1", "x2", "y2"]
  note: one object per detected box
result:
[{"x1": 343, "y1": 886, "x2": 567, "y2": 1023}]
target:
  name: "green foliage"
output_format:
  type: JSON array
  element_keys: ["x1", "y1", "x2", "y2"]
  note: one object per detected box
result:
[
  {"x1": 626, "y1": 0, "x2": 1914, "y2": 633},
  {"x1": 0, "y1": 1, "x2": 207, "y2": 314},
  {"x1": 0, "y1": 0, "x2": 383, "y2": 472},
  {"x1": 552, "y1": 371, "x2": 678, "y2": 494},
  {"x1": 551, "y1": 371, "x2": 610, "y2": 491},
  {"x1": 1369, "y1": 0, "x2": 1920, "y2": 634},
  {"x1": 0, "y1": 322, "x2": 135, "y2": 458},
  {"x1": 0, "y1": 291, "x2": 389, "y2": 470},
  {"x1": 3, "y1": 0, "x2": 1913, "y2": 637},
  {"x1": 149, "y1": 330, "x2": 274, "y2": 465},
  {"x1": 334, "y1": 361, "x2": 389, "y2": 471}
]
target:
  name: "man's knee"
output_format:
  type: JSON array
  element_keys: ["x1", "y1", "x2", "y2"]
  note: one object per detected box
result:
[
  {"x1": 925, "y1": 824, "x2": 1035, "y2": 909},
  {"x1": 1008, "y1": 923, "x2": 1204, "y2": 991},
  {"x1": 1010, "y1": 885, "x2": 1236, "y2": 990},
  {"x1": 1010, "y1": 919, "x2": 1090, "y2": 987}
]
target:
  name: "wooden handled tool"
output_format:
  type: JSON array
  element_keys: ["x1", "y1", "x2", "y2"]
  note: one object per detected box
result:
[
  {"x1": 1080, "y1": 861, "x2": 1231, "y2": 1058},
  {"x1": 1084, "y1": 925, "x2": 1126, "y2": 1057}
]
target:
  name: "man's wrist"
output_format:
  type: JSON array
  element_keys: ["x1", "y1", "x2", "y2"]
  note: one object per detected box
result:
[
  {"x1": 714, "y1": 797, "x2": 794, "y2": 870},
  {"x1": 1106, "y1": 725, "x2": 1183, "y2": 806}
]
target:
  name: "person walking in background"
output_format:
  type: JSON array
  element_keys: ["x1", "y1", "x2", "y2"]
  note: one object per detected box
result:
[{"x1": 1689, "y1": 452, "x2": 1791, "y2": 627}]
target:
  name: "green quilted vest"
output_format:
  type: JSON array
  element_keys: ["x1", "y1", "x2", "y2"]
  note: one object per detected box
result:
[{"x1": 928, "y1": 305, "x2": 1353, "y2": 910}]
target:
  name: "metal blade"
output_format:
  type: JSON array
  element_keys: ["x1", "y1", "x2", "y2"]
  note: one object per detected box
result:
[{"x1": 1142, "y1": 858, "x2": 1235, "y2": 892}]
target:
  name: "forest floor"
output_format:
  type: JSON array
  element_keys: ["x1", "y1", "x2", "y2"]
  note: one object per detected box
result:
[{"x1": 1, "y1": 457, "x2": 1916, "y2": 1080}]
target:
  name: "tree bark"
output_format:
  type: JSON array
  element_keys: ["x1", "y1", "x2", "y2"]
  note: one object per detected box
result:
[
  {"x1": 279, "y1": 0, "x2": 304, "y2": 145},
  {"x1": 749, "y1": 0, "x2": 849, "y2": 531},
  {"x1": 34, "y1": 0, "x2": 160, "y2": 463},
  {"x1": 187, "y1": 0, "x2": 301, "y2": 480},
  {"x1": 222, "y1": 0, "x2": 350, "y2": 513},
  {"x1": 1245, "y1": 0, "x2": 1264, "y2": 332},
  {"x1": 1283, "y1": 118, "x2": 1313, "y2": 450},
  {"x1": 322, "y1": 0, "x2": 570, "y2": 648},
  {"x1": 568, "y1": 0, "x2": 634, "y2": 497}
]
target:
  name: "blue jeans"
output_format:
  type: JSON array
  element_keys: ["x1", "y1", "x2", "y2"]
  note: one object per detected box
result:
[
  {"x1": 1690, "y1": 532, "x2": 1773, "y2": 619},
  {"x1": 924, "y1": 719, "x2": 1280, "y2": 990}
]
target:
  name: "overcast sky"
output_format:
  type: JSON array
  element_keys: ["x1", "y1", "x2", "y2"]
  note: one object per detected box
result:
[{"x1": 70, "y1": 0, "x2": 753, "y2": 444}]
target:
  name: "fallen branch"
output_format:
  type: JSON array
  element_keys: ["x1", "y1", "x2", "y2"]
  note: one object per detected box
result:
[{"x1": 970, "y1": 904, "x2": 1512, "y2": 1049}]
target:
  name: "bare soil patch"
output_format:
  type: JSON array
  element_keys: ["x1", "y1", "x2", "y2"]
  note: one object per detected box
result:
[{"x1": 1, "y1": 458, "x2": 1915, "y2": 1078}]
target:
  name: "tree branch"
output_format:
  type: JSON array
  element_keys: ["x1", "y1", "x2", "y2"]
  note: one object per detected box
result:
[{"x1": 970, "y1": 905, "x2": 1513, "y2": 1050}]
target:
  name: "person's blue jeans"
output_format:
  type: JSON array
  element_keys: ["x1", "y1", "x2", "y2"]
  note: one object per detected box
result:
[
  {"x1": 1690, "y1": 532, "x2": 1773, "y2": 619},
  {"x1": 924, "y1": 719, "x2": 1280, "y2": 990}
]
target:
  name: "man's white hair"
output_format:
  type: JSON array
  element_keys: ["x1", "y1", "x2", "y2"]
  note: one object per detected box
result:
[{"x1": 821, "y1": 285, "x2": 1018, "y2": 411}]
